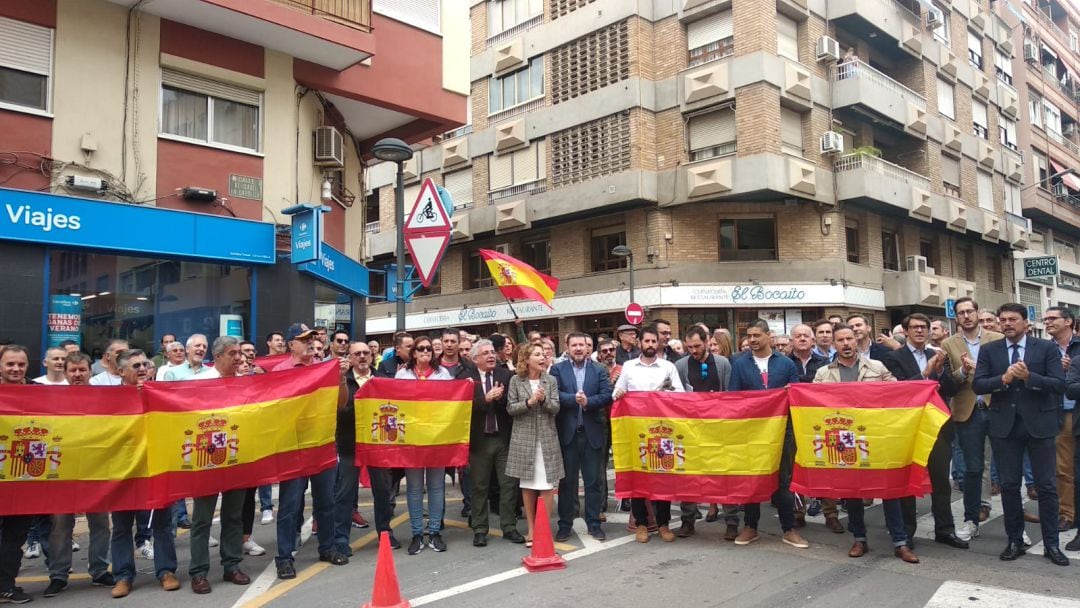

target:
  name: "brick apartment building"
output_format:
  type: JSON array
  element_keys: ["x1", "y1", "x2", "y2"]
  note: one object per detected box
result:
[{"x1": 363, "y1": 0, "x2": 1030, "y2": 342}]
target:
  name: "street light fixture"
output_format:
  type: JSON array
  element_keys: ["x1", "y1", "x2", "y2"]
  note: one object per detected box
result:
[
  {"x1": 372, "y1": 137, "x2": 415, "y2": 332},
  {"x1": 611, "y1": 245, "x2": 634, "y2": 304}
]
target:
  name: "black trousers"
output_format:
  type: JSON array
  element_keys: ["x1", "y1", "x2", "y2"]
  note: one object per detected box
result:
[
  {"x1": 0, "y1": 515, "x2": 32, "y2": 591},
  {"x1": 631, "y1": 498, "x2": 670, "y2": 527},
  {"x1": 992, "y1": 417, "x2": 1059, "y2": 547},
  {"x1": 900, "y1": 419, "x2": 956, "y2": 538},
  {"x1": 367, "y1": 466, "x2": 397, "y2": 533}
]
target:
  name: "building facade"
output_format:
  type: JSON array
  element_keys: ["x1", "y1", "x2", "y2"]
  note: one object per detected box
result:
[
  {"x1": 363, "y1": 0, "x2": 1030, "y2": 342},
  {"x1": 0, "y1": 0, "x2": 466, "y2": 362}
]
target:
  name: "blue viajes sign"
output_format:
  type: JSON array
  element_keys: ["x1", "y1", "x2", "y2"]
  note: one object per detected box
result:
[{"x1": 299, "y1": 244, "x2": 370, "y2": 297}]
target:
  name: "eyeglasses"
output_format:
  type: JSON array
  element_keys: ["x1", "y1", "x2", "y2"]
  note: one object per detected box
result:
[
  {"x1": 600, "y1": 347, "x2": 615, "y2": 353},
  {"x1": 1044, "y1": 316, "x2": 1064, "y2": 323},
  {"x1": 129, "y1": 362, "x2": 149, "y2": 369},
  {"x1": 351, "y1": 351, "x2": 370, "y2": 357},
  {"x1": 335, "y1": 338, "x2": 349, "y2": 344},
  {"x1": 414, "y1": 346, "x2": 433, "y2": 353}
]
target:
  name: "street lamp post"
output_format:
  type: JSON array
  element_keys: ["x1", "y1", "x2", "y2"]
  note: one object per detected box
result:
[
  {"x1": 612, "y1": 245, "x2": 634, "y2": 304},
  {"x1": 371, "y1": 138, "x2": 415, "y2": 333}
]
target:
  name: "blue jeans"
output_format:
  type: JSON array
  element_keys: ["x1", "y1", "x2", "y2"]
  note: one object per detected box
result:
[
  {"x1": 955, "y1": 408, "x2": 991, "y2": 524},
  {"x1": 111, "y1": 507, "x2": 177, "y2": 582},
  {"x1": 174, "y1": 499, "x2": 190, "y2": 524},
  {"x1": 134, "y1": 510, "x2": 152, "y2": 547},
  {"x1": 49, "y1": 513, "x2": 110, "y2": 582},
  {"x1": 950, "y1": 436, "x2": 965, "y2": 482},
  {"x1": 405, "y1": 467, "x2": 445, "y2": 537},
  {"x1": 275, "y1": 469, "x2": 336, "y2": 565},
  {"x1": 333, "y1": 454, "x2": 360, "y2": 554},
  {"x1": 259, "y1": 485, "x2": 274, "y2": 512},
  {"x1": 846, "y1": 498, "x2": 908, "y2": 547}
]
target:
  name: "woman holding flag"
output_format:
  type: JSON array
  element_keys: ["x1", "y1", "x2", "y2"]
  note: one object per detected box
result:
[
  {"x1": 395, "y1": 335, "x2": 453, "y2": 555},
  {"x1": 506, "y1": 343, "x2": 564, "y2": 547}
]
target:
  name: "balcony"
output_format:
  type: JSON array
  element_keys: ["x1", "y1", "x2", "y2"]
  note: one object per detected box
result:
[
  {"x1": 834, "y1": 153, "x2": 932, "y2": 218},
  {"x1": 832, "y1": 61, "x2": 927, "y2": 135},
  {"x1": 488, "y1": 179, "x2": 547, "y2": 205},
  {"x1": 827, "y1": 0, "x2": 921, "y2": 48},
  {"x1": 1034, "y1": 8, "x2": 1071, "y2": 50},
  {"x1": 883, "y1": 269, "x2": 976, "y2": 307},
  {"x1": 1045, "y1": 128, "x2": 1080, "y2": 158},
  {"x1": 1023, "y1": 187, "x2": 1080, "y2": 236},
  {"x1": 364, "y1": 221, "x2": 380, "y2": 235},
  {"x1": 105, "y1": 0, "x2": 373, "y2": 70}
]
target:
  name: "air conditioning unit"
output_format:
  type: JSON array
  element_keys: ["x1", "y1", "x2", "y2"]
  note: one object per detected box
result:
[
  {"x1": 906, "y1": 254, "x2": 929, "y2": 273},
  {"x1": 820, "y1": 131, "x2": 844, "y2": 155},
  {"x1": 816, "y1": 36, "x2": 841, "y2": 63},
  {"x1": 1024, "y1": 41, "x2": 1038, "y2": 62},
  {"x1": 925, "y1": 7, "x2": 943, "y2": 29},
  {"x1": 314, "y1": 126, "x2": 345, "y2": 168},
  {"x1": 1065, "y1": 123, "x2": 1077, "y2": 136}
]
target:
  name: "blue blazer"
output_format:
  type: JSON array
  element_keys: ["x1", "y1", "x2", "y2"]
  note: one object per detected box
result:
[
  {"x1": 728, "y1": 352, "x2": 799, "y2": 391},
  {"x1": 549, "y1": 359, "x2": 613, "y2": 450},
  {"x1": 972, "y1": 336, "x2": 1065, "y2": 439}
]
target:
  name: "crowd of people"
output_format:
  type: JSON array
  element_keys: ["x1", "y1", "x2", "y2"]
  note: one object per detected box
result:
[{"x1": 0, "y1": 298, "x2": 1076, "y2": 603}]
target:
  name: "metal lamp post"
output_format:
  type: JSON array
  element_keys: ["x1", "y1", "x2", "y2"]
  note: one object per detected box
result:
[
  {"x1": 612, "y1": 245, "x2": 634, "y2": 304},
  {"x1": 371, "y1": 137, "x2": 414, "y2": 332}
]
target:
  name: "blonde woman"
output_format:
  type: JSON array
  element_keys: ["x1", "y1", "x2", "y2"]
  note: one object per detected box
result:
[{"x1": 506, "y1": 344, "x2": 563, "y2": 547}]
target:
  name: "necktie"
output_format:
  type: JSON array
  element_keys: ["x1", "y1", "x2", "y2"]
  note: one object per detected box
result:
[
  {"x1": 1010, "y1": 343, "x2": 1020, "y2": 365},
  {"x1": 484, "y1": 372, "x2": 498, "y2": 434}
]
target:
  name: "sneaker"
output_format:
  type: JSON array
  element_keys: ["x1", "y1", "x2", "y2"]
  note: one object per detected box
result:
[
  {"x1": 387, "y1": 534, "x2": 402, "y2": 550},
  {"x1": 91, "y1": 573, "x2": 115, "y2": 587},
  {"x1": 209, "y1": 535, "x2": 219, "y2": 548},
  {"x1": 351, "y1": 511, "x2": 369, "y2": 529},
  {"x1": 1022, "y1": 531, "x2": 1032, "y2": 547},
  {"x1": 429, "y1": 534, "x2": 447, "y2": 552},
  {"x1": 734, "y1": 527, "x2": 759, "y2": 545},
  {"x1": 137, "y1": 542, "x2": 154, "y2": 560},
  {"x1": 43, "y1": 579, "x2": 67, "y2": 597},
  {"x1": 956, "y1": 521, "x2": 979, "y2": 542},
  {"x1": 276, "y1": 562, "x2": 296, "y2": 580},
  {"x1": 1066, "y1": 533, "x2": 1080, "y2": 552},
  {"x1": 23, "y1": 542, "x2": 40, "y2": 559},
  {"x1": 70, "y1": 540, "x2": 80, "y2": 553},
  {"x1": 408, "y1": 535, "x2": 425, "y2": 555},
  {"x1": 806, "y1": 499, "x2": 822, "y2": 517},
  {"x1": 243, "y1": 539, "x2": 266, "y2": 556},
  {"x1": 261, "y1": 509, "x2": 274, "y2": 525},
  {"x1": 782, "y1": 530, "x2": 809, "y2": 548},
  {"x1": 0, "y1": 587, "x2": 30, "y2": 604}
]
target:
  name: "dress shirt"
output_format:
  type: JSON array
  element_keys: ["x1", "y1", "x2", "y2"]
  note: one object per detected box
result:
[{"x1": 614, "y1": 357, "x2": 685, "y2": 393}]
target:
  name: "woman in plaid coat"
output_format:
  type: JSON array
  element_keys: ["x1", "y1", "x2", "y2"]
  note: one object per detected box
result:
[{"x1": 506, "y1": 343, "x2": 563, "y2": 546}]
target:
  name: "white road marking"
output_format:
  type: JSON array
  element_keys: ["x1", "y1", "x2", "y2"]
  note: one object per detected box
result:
[
  {"x1": 230, "y1": 504, "x2": 312, "y2": 608},
  {"x1": 924, "y1": 581, "x2": 1080, "y2": 607},
  {"x1": 914, "y1": 495, "x2": 1004, "y2": 541}
]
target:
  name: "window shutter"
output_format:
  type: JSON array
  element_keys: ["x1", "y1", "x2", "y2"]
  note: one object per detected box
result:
[
  {"x1": 776, "y1": 14, "x2": 799, "y2": 61},
  {"x1": 0, "y1": 16, "x2": 52, "y2": 75},
  {"x1": 403, "y1": 184, "x2": 421, "y2": 210},
  {"x1": 977, "y1": 171, "x2": 994, "y2": 210},
  {"x1": 942, "y1": 155, "x2": 960, "y2": 186},
  {"x1": 489, "y1": 153, "x2": 513, "y2": 190},
  {"x1": 973, "y1": 100, "x2": 988, "y2": 127},
  {"x1": 967, "y1": 31, "x2": 982, "y2": 58},
  {"x1": 162, "y1": 68, "x2": 261, "y2": 106},
  {"x1": 687, "y1": 10, "x2": 732, "y2": 49},
  {"x1": 512, "y1": 144, "x2": 538, "y2": 183},
  {"x1": 689, "y1": 108, "x2": 735, "y2": 150},
  {"x1": 995, "y1": 50, "x2": 1012, "y2": 77},
  {"x1": 780, "y1": 108, "x2": 803, "y2": 153},
  {"x1": 936, "y1": 78, "x2": 955, "y2": 118},
  {"x1": 443, "y1": 169, "x2": 472, "y2": 207}
]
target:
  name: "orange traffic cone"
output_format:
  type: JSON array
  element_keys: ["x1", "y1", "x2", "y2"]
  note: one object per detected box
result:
[
  {"x1": 522, "y1": 497, "x2": 566, "y2": 573},
  {"x1": 362, "y1": 532, "x2": 410, "y2": 608}
]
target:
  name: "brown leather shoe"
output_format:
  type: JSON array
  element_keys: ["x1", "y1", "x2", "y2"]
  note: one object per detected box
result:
[
  {"x1": 160, "y1": 572, "x2": 180, "y2": 591},
  {"x1": 825, "y1": 515, "x2": 845, "y2": 533},
  {"x1": 635, "y1": 525, "x2": 650, "y2": 543},
  {"x1": 848, "y1": 541, "x2": 868, "y2": 557},
  {"x1": 733, "y1": 527, "x2": 759, "y2": 545},
  {"x1": 111, "y1": 580, "x2": 132, "y2": 599},
  {"x1": 190, "y1": 576, "x2": 211, "y2": 595},
  {"x1": 894, "y1": 546, "x2": 920, "y2": 563},
  {"x1": 676, "y1": 521, "x2": 695, "y2": 538},
  {"x1": 979, "y1": 506, "x2": 990, "y2": 523},
  {"x1": 223, "y1": 570, "x2": 251, "y2": 585},
  {"x1": 1024, "y1": 511, "x2": 1040, "y2": 523},
  {"x1": 658, "y1": 526, "x2": 676, "y2": 542},
  {"x1": 724, "y1": 524, "x2": 739, "y2": 541},
  {"x1": 705, "y1": 505, "x2": 720, "y2": 522}
]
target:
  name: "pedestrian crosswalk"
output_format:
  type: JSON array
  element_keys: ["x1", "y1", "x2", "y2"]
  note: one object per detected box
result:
[
  {"x1": 924, "y1": 581, "x2": 1080, "y2": 607},
  {"x1": 913, "y1": 495, "x2": 1005, "y2": 541}
]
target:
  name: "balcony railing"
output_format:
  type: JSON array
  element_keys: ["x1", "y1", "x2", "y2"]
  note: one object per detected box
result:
[
  {"x1": 486, "y1": 14, "x2": 543, "y2": 47},
  {"x1": 833, "y1": 60, "x2": 927, "y2": 110},
  {"x1": 267, "y1": 0, "x2": 371, "y2": 31},
  {"x1": 488, "y1": 97, "x2": 545, "y2": 124},
  {"x1": 1035, "y1": 8, "x2": 1071, "y2": 50},
  {"x1": 364, "y1": 221, "x2": 380, "y2": 235},
  {"x1": 442, "y1": 124, "x2": 473, "y2": 140},
  {"x1": 834, "y1": 153, "x2": 931, "y2": 189},
  {"x1": 488, "y1": 179, "x2": 547, "y2": 204},
  {"x1": 1058, "y1": 192, "x2": 1080, "y2": 209},
  {"x1": 1045, "y1": 128, "x2": 1080, "y2": 155}
]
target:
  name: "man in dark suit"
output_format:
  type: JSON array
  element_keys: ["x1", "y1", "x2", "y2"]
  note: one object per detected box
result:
[
  {"x1": 973, "y1": 302, "x2": 1068, "y2": 565},
  {"x1": 551, "y1": 332, "x2": 613, "y2": 542},
  {"x1": 376, "y1": 332, "x2": 412, "y2": 377},
  {"x1": 846, "y1": 313, "x2": 894, "y2": 361},
  {"x1": 465, "y1": 339, "x2": 522, "y2": 547},
  {"x1": 882, "y1": 313, "x2": 966, "y2": 550}
]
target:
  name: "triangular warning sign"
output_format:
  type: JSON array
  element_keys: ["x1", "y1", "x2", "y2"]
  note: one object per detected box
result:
[
  {"x1": 404, "y1": 178, "x2": 451, "y2": 234},
  {"x1": 405, "y1": 232, "x2": 451, "y2": 287}
]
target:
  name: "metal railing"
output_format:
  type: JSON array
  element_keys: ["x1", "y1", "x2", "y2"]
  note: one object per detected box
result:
[
  {"x1": 1035, "y1": 8, "x2": 1071, "y2": 50},
  {"x1": 1045, "y1": 127, "x2": 1080, "y2": 155},
  {"x1": 442, "y1": 124, "x2": 473, "y2": 140},
  {"x1": 364, "y1": 221, "x2": 380, "y2": 235},
  {"x1": 1058, "y1": 193, "x2": 1080, "y2": 209},
  {"x1": 834, "y1": 153, "x2": 931, "y2": 189},
  {"x1": 833, "y1": 60, "x2": 927, "y2": 110},
  {"x1": 267, "y1": 0, "x2": 371, "y2": 30},
  {"x1": 488, "y1": 179, "x2": 547, "y2": 204},
  {"x1": 486, "y1": 14, "x2": 543, "y2": 47}
]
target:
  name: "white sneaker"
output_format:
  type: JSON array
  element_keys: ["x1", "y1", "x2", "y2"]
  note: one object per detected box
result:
[
  {"x1": 243, "y1": 539, "x2": 266, "y2": 556},
  {"x1": 23, "y1": 542, "x2": 40, "y2": 559},
  {"x1": 209, "y1": 535, "x2": 219, "y2": 548},
  {"x1": 137, "y1": 543, "x2": 154, "y2": 560},
  {"x1": 71, "y1": 540, "x2": 80, "y2": 552},
  {"x1": 956, "y1": 521, "x2": 979, "y2": 541},
  {"x1": 261, "y1": 509, "x2": 274, "y2": 525},
  {"x1": 1022, "y1": 531, "x2": 1032, "y2": 546}
]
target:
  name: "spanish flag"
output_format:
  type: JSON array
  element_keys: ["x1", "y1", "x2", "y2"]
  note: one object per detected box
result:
[
  {"x1": 0, "y1": 362, "x2": 340, "y2": 515},
  {"x1": 611, "y1": 390, "x2": 788, "y2": 503},
  {"x1": 788, "y1": 381, "x2": 949, "y2": 499},
  {"x1": 354, "y1": 378, "x2": 473, "y2": 468},
  {"x1": 479, "y1": 248, "x2": 559, "y2": 308}
]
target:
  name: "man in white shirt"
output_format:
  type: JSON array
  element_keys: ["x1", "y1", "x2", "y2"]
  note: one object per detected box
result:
[
  {"x1": 155, "y1": 341, "x2": 187, "y2": 381},
  {"x1": 89, "y1": 339, "x2": 129, "y2": 386},
  {"x1": 33, "y1": 347, "x2": 68, "y2": 385},
  {"x1": 612, "y1": 326, "x2": 684, "y2": 543},
  {"x1": 163, "y1": 335, "x2": 216, "y2": 381}
]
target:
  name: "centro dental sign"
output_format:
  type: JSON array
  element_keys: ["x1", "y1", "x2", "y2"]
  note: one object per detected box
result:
[{"x1": 0, "y1": 188, "x2": 275, "y2": 264}]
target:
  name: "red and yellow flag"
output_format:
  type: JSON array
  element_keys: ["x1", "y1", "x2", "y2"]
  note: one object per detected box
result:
[
  {"x1": 0, "y1": 362, "x2": 340, "y2": 515},
  {"x1": 788, "y1": 381, "x2": 950, "y2": 499},
  {"x1": 611, "y1": 390, "x2": 788, "y2": 503},
  {"x1": 479, "y1": 248, "x2": 559, "y2": 308},
  {"x1": 354, "y1": 378, "x2": 473, "y2": 468}
]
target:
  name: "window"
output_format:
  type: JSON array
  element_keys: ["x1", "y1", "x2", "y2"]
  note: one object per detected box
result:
[
  {"x1": 776, "y1": 13, "x2": 799, "y2": 62},
  {"x1": 967, "y1": 31, "x2": 983, "y2": 69},
  {"x1": 977, "y1": 170, "x2": 995, "y2": 211},
  {"x1": 0, "y1": 16, "x2": 53, "y2": 112},
  {"x1": 488, "y1": 55, "x2": 543, "y2": 114},
  {"x1": 467, "y1": 249, "x2": 496, "y2": 289},
  {"x1": 488, "y1": 0, "x2": 542, "y2": 35},
  {"x1": 957, "y1": 245, "x2": 975, "y2": 281},
  {"x1": 688, "y1": 108, "x2": 736, "y2": 160},
  {"x1": 1005, "y1": 182, "x2": 1022, "y2": 215},
  {"x1": 364, "y1": 188, "x2": 379, "y2": 232},
  {"x1": 590, "y1": 227, "x2": 628, "y2": 272},
  {"x1": 937, "y1": 78, "x2": 955, "y2": 119},
  {"x1": 942, "y1": 155, "x2": 961, "y2": 197},
  {"x1": 973, "y1": 100, "x2": 988, "y2": 138},
  {"x1": 994, "y1": 49, "x2": 1012, "y2": 85},
  {"x1": 780, "y1": 108, "x2": 803, "y2": 157},
  {"x1": 920, "y1": 237, "x2": 939, "y2": 271},
  {"x1": 988, "y1": 254, "x2": 1003, "y2": 291},
  {"x1": 522, "y1": 238, "x2": 551, "y2": 273},
  {"x1": 845, "y1": 219, "x2": 861, "y2": 264},
  {"x1": 1029, "y1": 92, "x2": 1044, "y2": 129},
  {"x1": 1055, "y1": 239, "x2": 1078, "y2": 264},
  {"x1": 882, "y1": 230, "x2": 901, "y2": 271},
  {"x1": 443, "y1": 168, "x2": 473, "y2": 210},
  {"x1": 1044, "y1": 100, "x2": 1062, "y2": 134},
  {"x1": 931, "y1": 5, "x2": 949, "y2": 43},
  {"x1": 687, "y1": 10, "x2": 733, "y2": 66},
  {"x1": 718, "y1": 217, "x2": 777, "y2": 261},
  {"x1": 489, "y1": 141, "x2": 546, "y2": 195},
  {"x1": 1071, "y1": 29, "x2": 1079, "y2": 53},
  {"x1": 160, "y1": 69, "x2": 261, "y2": 152},
  {"x1": 998, "y1": 114, "x2": 1017, "y2": 150},
  {"x1": 1033, "y1": 150, "x2": 1048, "y2": 186}
]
